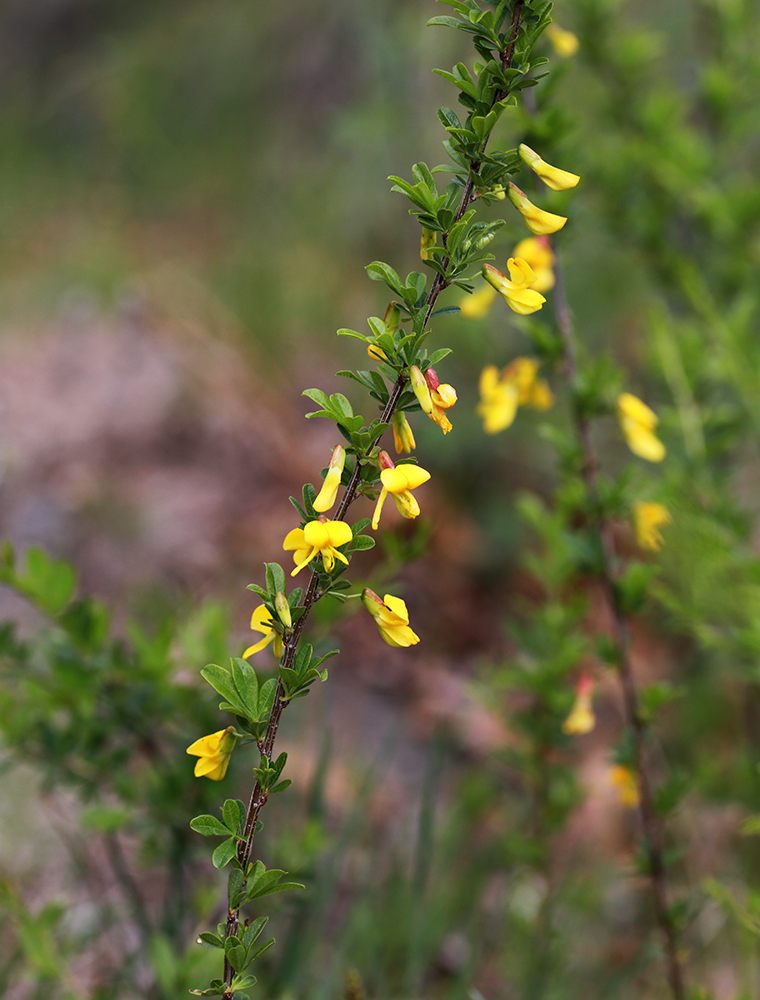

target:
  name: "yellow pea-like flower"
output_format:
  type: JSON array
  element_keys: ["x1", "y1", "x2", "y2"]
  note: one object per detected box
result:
[
  {"x1": 243, "y1": 604, "x2": 284, "y2": 658},
  {"x1": 361, "y1": 588, "x2": 420, "y2": 647},
  {"x1": 634, "y1": 502, "x2": 671, "y2": 551},
  {"x1": 507, "y1": 183, "x2": 567, "y2": 235},
  {"x1": 617, "y1": 393, "x2": 666, "y2": 462},
  {"x1": 283, "y1": 518, "x2": 353, "y2": 576},
  {"x1": 519, "y1": 144, "x2": 580, "y2": 192},
  {"x1": 372, "y1": 452, "x2": 431, "y2": 529},
  {"x1": 482, "y1": 260, "x2": 546, "y2": 316},
  {"x1": 186, "y1": 727, "x2": 237, "y2": 781}
]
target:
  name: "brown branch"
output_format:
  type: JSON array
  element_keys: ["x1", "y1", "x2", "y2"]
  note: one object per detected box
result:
[{"x1": 552, "y1": 250, "x2": 686, "y2": 1000}]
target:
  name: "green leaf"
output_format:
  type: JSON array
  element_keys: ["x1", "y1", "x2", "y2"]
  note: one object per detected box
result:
[
  {"x1": 197, "y1": 933, "x2": 224, "y2": 949},
  {"x1": 231, "y1": 658, "x2": 259, "y2": 717},
  {"x1": 225, "y1": 945, "x2": 247, "y2": 973},
  {"x1": 223, "y1": 799, "x2": 242, "y2": 835},
  {"x1": 212, "y1": 838, "x2": 238, "y2": 869},
  {"x1": 200, "y1": 665, "x2": 245, "y2": 715},
  {"x1": 241, "y1": 916, "x2": 269, "y2": 951},
  {"x1": 228, "y1": 868, "x2": 245, "y2": 908},
  {"x1": 428, "y1": 347, "x2": 453, "y2": 364},
  {"x1": 337, "y1": 328, "x2": 369, "y2": 342},
  {"x1": 265, "y1": 562, "x2": 286, "y2": 596},
  {"x1": 427, "y1": 15, "x2": 463, "y2": 27},
  {"x1": 190, "y1": 815, "x2": 231, "y2": 838},
  {"x1": 349, "y1": 535, "x2": 376, "y2": 551},
  {"x1": 270, "y1": 779, "x2": 292, "y2": 794},
  {"x1": 366, "y1": 261, "x2": 405, "y2": 296}
]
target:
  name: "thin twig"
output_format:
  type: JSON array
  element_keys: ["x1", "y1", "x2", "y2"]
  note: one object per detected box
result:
[{"x1": 552, "y1": 251, "x2": 686, "y2": 1000}]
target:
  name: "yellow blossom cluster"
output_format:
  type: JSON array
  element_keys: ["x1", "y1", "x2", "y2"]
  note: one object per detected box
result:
[{"x1": 478, "y1": 358, "x2": 554, "y2": 434}]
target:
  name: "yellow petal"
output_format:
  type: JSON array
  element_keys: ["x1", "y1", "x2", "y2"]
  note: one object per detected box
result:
[
  {"x1": 314, "y1": 465, "x2": 342, "y2": 513},
  {"x1": 519, "y1": 144, "x2": 580, "y2": 192},
  {"x1": 283, "y1": 528, "x2": 306, "y2": 551},
  {"x1": 617, "y1": 392, "x2": 658, "y2": 429},
  {"x1": 324, "y1": 520, "x2": 353, "y2": 547},
  {"x1": 243, "y1": 633, "x2": 274, "y2": 657},
  {"x1": 372, "y1": 489, "x2": 389, "y2": 530},
  {"x1": 397, "y1": 465, "x2": 431, "y2": 490},
  {"x1": 186, "y1": 730, "x2": 226, "y2": 756}
]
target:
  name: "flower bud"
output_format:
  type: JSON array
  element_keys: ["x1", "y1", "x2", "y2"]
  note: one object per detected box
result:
[
  {"x1": 420, "y1": 227, "x2": 437, "y2": 261},
  {"x1": 384, "y1": 301, "x2": 401, "y2": 336},
  {"x1": 507, "y1": 183, "x2": 567, "y2": 235},
  {"x1": 314, "y1": 445, "x2": 346, "y2": 512},
  {"x1": 274, "y1": 591, "x2": 292, "y2": 629},
  {"x1": 367, "y1": 343, "x2": 389, "y2": 363},
  {"x1": 409, "y1": 365, "x2": 433, "y2": 415},
  {"x1": 392, "y1": 412, "x2": 416, "y2": 454},
  {"x1": 377, "y1": 449, "x2": 395, "y2": 472}
]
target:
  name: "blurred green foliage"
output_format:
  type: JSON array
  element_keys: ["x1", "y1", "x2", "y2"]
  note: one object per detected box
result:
[{"x1": 3, "y1": 0, "x2": 760, "y2": 997}]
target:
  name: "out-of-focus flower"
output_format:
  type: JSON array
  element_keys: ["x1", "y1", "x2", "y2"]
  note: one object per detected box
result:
[
  {"x1": 243, "y1": 604, "x2": 284, "y2": 658},
  {"x1": 314, "y1": 445, "x2": 346, "y2": 513},
  {"x1": 507, "y1": 183, "x2": 567, "y2": 235},
  {"x1": 610, "y1": 765, "x2": 641, "y2": 808},
  {"x1": 634, "y1": 502, "x2": 671, "y2": 551},
  {"x1": 361, "y1": 588, "x2": 420, "y2": 647},
  {"x1": 519, "y1": 144, "x2": 580, "y2": 191},
  {"x1": 617, "y1": 393, "x2": 666, "y2": 462},
  {"x1": 392, "y1": 412, "x2": 416, "y2": 454},
  {"x1": 187, "y1": 727, "x2": 237, "y2": 781},
  {"x1": 478, "y1": 366, "x2": 520, "y2": 433},
  {"x1": 420, "y1": 227, "x2": 437, "y2": 261},
  {"x1": 372, "y1": 451, "x2": 431, "y2": 529},
  {"x1": 546, "y1": 22, "x2": 580, "y2": 58},
  {"x1": 458, "y1": 282, "x2": 498, "y2": 318},
  {"x1": 478, "y1": 359, "x2": 554, "y2": 434},
  {"x1": 283, "y1": 518, "x2": 353, "y2": 576},
  {"x1": 512, "y1": 236, "x2": 555, "y2": 292},
  {"x1": 482, "y1": 260, "x2": 546, "y2": 315},
  {"x1": 562, "y1": 674, "x2": 596, "y2": 735}
]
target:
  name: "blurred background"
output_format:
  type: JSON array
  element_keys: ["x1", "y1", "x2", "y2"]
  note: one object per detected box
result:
[{"x1": 1, "y1": 0, "x2": 760, "y2": 997}]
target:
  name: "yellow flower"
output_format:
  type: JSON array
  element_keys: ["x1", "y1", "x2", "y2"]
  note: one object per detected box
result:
[
  {"x1": 409, "y1": 365, "x2": 456, "y2": 434},
  {"x1": 634, "y1": 502, "x2": 671, "y2": 551},
  {"x1": 361, "y1": 588, "x2": 420, "y2": 647},
  {"x1": 482, "y1": 260, "x2": 546, "y2": 315},
  {"x1": 283, "y1": 518, "x2": 353, "y2": 576},
  {"x1": 610, "y1": 765, "x2": 641, "y2": 809},
  {"x1": 427, "y1": 368, "x2": 457, "y2": 434},
  {"x1": 507, "y1": 183, "x2": 567, "y2": 235},
  {"x1": 372, "y1": 451, "x2": 431, "y2": 530},
  {"x1": 617, "y1": 393, "x2": 666, "y2": 462},
  {"x1": 513, "y1": 237, "x2": 555, "y2": 292},
  {"x1": 519, "y1": 144, "x2": 580, "y2": 192},
  {"x1": 243, "y1": 604, "x2": 284, "y2": 658},
  {"x1": 314, "y1": 445, "x2": 346, "y2": 513},
  {"x1": 187, "y1": 727, "x2": 237, "y2": 781},
  {"x1": 392, "y1": 412, "x2": 416, "y2": 454},
  {"x1": 477, "y1": 359, "x2": 554, "y2": 434},
  {"x1": 546, "y1": 22, "x2": 580, "y2": 58},
  {"x1": 458, "y1": 282, "x2": 498, "y2": 319},
  {"x1": 562, "y1": 675, "x2": 596, "y2": 735},
  {"x1": 478, "y1": 365, "x2": 519, "y2": 433}
]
